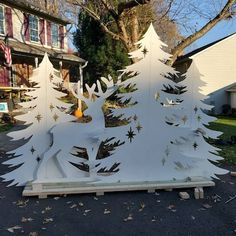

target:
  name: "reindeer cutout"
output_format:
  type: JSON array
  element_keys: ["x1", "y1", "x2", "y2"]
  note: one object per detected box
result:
[{"x1": 36, "y1": 75, "x2": 120, "y2": 180}]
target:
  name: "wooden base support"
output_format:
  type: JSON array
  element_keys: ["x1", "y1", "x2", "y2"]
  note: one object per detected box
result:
[
  {"x1": 23, "y1": 178, "x2": 214, "y2": 199},
  {"x1": 194, "y1": 187, "x2": 204, "y2": 199}
]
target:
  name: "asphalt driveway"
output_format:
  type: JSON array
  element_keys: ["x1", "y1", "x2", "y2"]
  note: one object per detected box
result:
[{"x1": 0, "y1": 127, "x2": 235, "y2": 236}]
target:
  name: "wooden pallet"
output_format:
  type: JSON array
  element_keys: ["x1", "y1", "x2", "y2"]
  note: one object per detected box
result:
[{"x1": 23, "y1": 178, "x2": 215, "y2": 199}]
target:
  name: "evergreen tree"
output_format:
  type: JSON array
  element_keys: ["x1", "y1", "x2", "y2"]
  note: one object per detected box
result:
[{"x1": 74, "y1": 12, "x2": 130, "y2": 84}]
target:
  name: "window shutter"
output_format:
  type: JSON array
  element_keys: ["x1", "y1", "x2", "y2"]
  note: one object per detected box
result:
[
  {"x1": 39, "y1": 19, "x2": 45, "y2": 45},
  {"x1": 23, "y1": 13, "x2": 29, "y2": 41},
  {"x1": 47, "y1": 21, "x2": 51, "y2": 46},
  {"x1": 5, "y1": 7, "x2": 13, "y2": 37},
  {"x1": 59, "y1": 25, "x2": 64, "y2": 49}
]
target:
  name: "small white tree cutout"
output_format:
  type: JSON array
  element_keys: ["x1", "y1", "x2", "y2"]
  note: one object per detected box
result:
[
  {"x1": 171, "y1": 61, "x2": 227, "y2": 178},
  {"x1": 1, "y1": 53, "x2": 76, "y2": 186}
]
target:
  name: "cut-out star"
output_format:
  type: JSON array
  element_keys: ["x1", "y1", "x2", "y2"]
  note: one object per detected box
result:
[
  {"x1": 136, "y1": 122, "x2": 143, "y2": 133},
  {"x1": 194, "y1": 106, "x2": 198, "y2": 114},
  {"x1": 197, "y1": 115, "x2": 201, "y2": 122},
  {"x1": 49, "y1": 104, "x2": 55, "y2": 112},
  {"x1": 36, "y1": 156, "x2": 41, "y2": 162},
  {"x1": 126, "y1": 127, "x2": 136, "y2": 143},
  {"x1": 30, "y1": 146, "x2": 36, "y2": 154},
  {"x1": 165, "y1": 146, "x2": 170, "y2": 157},
  {"x1": 182, "y1": 115, "x2": 188, "y2": 124},
  {"x1": 142, "y1": 47, "x2": 148, "y2": 56},
  {"x1": 193, "y1": 142, "x2": 198, "y2": 150},
  {"x1": 133, "y1": 115, "x2": 138, "y2": 122},
  {"x1": 53, "y1": 113, "x2": 59, "y2": 122},
  {"x1": 35, "y1": 113, "x2": 42, "y2": 122},
  {"x1": 162, "y1": 158, "x2": 166, "y2": 166}
]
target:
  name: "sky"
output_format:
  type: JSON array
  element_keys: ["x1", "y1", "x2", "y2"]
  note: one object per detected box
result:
[{"x1": 186, "y1": 17, "x2": 236, "y2": 53}]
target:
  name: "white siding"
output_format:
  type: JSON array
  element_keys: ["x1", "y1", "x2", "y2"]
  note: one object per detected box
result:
[
  {"x1": 191, "y1": 35, "x2": 236, "y2": 113},
  {"x1": 230, "y1": 92, "x2": 236, "y2": 109},
  {"x1": 12, "y1": 8, "x2": 24, "y2": 42}
]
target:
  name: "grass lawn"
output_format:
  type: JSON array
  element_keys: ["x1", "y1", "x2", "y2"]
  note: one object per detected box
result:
[
  {"x1": 0, "y1": 123, "x2": 13, "y2": 133},
  {"x1": 208, "y1": 116, "x2": 236, "y2": 164}
]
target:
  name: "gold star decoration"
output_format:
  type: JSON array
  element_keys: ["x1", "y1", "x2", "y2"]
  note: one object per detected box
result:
[
  {"x1": 182, "y1": 115, "x2": 188, "y2": 124},
  {"x1": 30, "y1": 146, "x2": 36, "y2": 154},
  {"x1": 49, "y1": 103, "x2": 55, "y2": 112},
  {"x1": 193, "y1": 142, "x2": 198, "y2": 150},
  {"x1": 142, "y1": 47, "x2": 148, "y2": 56},
  {"x1": 136, "y1": 122, "x2": 143, "y2": 133},
  {"x1": 53, "y1": 113, "x2": 59, "y2": 122},
  {"x1": 126, "y1": 127, "x2": 136, "y2": 143},
  {"x1": 35, "y1": 113, "x2": 42, "y2": 123},
  {"x1": 49, "y1": 73, "x2": 54, "y2": 82},
  {"x1": 155, "y1": 92, "x2": 160, "y2": 101}
]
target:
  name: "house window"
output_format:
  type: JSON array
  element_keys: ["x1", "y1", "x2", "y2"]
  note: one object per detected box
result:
[
  {"x1": 29, "y1": 15, "x2": 39, "y2": 42},
  {"x1": 0, "y1": 5, "x2": 5, "y2": 35},
  {"x1": 51, "y1": 23, "x2": 59, "y2": 47}
]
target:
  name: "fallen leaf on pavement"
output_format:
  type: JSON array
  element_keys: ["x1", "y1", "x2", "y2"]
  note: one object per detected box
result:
[
  {"x1": 29, "y1": 232, "x2": 38, "y2": 236},
  {"x1": 138, "y1": 203, "x2": 146, "y2": 212},
  {"x1": 43, "y1": 218, "x2": 54, "y2": 224},
  {"x1": 7, "y1": 225, "x2": 22, "y2": 233},
  {"x1": 202, "y1": 204, "x2": 212, "y2": 209},
  {"x1": 79, "y1": 202, "x2": 84, "y2": 207},
  {"x1": 45, "y1": 206, "x2": 52, "y2": 211},
  {"x1": 124, "y1": 214, "x2": 133, "y2": 222},
  {"x1": 21, "y1": 217, "x2": 34, "y2": 223},
  {"x1": 70, "y1": 204, "x2": 77, "y2": 209},
  {"x1": 104, "y1": 209, "x2": 111, "y2": 214},
  {"x1": 16, "y1": 199, "x2": 29, "y2": 208},
  {"x1": 54, "y1": 197, "x2": 60, "y2": 200}
]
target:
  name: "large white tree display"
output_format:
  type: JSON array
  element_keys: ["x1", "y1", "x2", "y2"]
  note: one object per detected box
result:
[
  {"x1": 1, "y1": 54, "x2": 76, "y2": 186},
  {"x1": 1, "y1": 24, "x2": 227, "y2": 191}
]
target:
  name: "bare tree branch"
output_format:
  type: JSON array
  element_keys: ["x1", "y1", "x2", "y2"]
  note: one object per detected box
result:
[{"x1": 170, "y1": 0, "x2": 236, "y2": 65}]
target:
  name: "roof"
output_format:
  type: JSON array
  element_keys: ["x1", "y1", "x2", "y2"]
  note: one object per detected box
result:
[
  {"x1": 226, "y1": 86, "x2": 236, "y2": 92},
  {"x1": 1, "y1": 39, "x2": 85, "y2": 64},
  {"x1": 177, "y1": 33, "x2": 236, "y2": 62},
  {"x1": 0, "y1": 0, "x2": 70, "y2": 25}
]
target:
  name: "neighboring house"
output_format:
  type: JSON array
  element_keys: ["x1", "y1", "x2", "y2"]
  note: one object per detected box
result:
[
  {"x1": 175, "y1": 33, "x2": 236, "y2": 114},
  {"x1": 0, "y1": 0, "x2": 85, "y2": 90}
]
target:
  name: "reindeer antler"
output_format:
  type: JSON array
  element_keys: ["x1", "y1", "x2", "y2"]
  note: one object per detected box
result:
[{"x1": 93, "y1": 75, "x2": 121, "y2": 99}]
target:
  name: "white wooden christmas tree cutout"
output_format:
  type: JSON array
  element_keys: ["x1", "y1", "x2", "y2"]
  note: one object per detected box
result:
[
  {"x1": 170, "y1": 61, "x2": 227, "y2": 178},
  {"x1": 1, "y1": 53, "x2": 76, "y2": 186},
  {"x1": 1, "y1": 24, "x2": 227, "y2": 194}
]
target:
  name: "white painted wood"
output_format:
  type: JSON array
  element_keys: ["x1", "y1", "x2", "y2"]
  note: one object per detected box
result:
[
  {"x1": 230, "y1": 92, "x2": 236, "y2": 109},
  {"x1": 2, "y1": 24, "x2": 227, "y2": 194},
  {"x1": 1, "y1": 53, "x2": 76, "y2": 186}
]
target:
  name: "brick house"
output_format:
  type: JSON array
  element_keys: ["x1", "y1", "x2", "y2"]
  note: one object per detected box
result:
[{"x1": 0, "y1": 0, "x2": 85, "y2": 91}]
